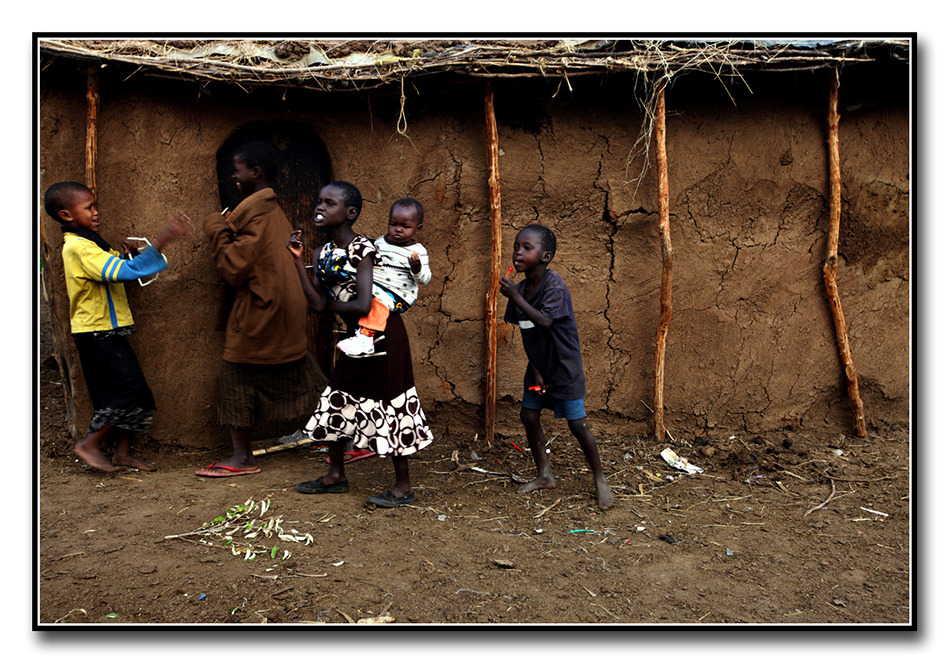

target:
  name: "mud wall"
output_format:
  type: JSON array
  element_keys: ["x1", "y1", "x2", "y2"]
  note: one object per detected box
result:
[{"x1": 38, "y1": 63, "x2": 910, "y2": 446}]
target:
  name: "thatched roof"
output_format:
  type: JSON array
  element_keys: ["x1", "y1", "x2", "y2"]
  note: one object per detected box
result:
[{"x1": 38, "y1": 37, "x2": 910, "y2": 93}]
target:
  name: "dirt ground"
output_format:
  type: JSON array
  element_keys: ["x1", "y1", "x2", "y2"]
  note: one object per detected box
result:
[{"x1": 36, "y1": 304, "x2": 911, "y2": 627}]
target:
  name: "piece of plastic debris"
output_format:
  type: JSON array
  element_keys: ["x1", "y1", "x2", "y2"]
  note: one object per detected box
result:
[
  {"x1": 660, "y1": 448, "x2": 704, "y2": 474},
  {"x1": 437, "y1": 514, "x2": 447, "y2": 522},
  {"x1": 636, "y1": 526, "x2": 646, "y2": 532},
  {"x1": 199, "y1": 594, "x2": 207, "y2": 600},
  {"x1": 333, "y1": 561, "x2": 345, "y2": 566},
  {"x1": 570, "y1": 529, "x2": 594, "y2": 534},
  {"x1": 726, "y1": 548, "x2": 734, "y2": 556},
  {"x1": 859, "y1": 507, "x2": 889, "y2": 517}
]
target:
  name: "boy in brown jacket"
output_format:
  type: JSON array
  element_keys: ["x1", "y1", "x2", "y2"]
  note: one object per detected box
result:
[{"x1": 199, "y1": 141, "x2": 325, "y2": 477}]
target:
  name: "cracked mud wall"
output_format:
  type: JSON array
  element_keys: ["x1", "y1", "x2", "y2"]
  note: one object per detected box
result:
[{"x1": 38, "y1": 67, "x2": 909, "y2": 447}]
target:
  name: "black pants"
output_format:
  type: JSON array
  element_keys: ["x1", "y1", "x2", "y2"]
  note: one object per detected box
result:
[{"x1": 72, "y1": 330, "x2": 156, "y2": 434}]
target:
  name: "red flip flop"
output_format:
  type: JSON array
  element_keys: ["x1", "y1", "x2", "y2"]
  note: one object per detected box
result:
[
  {"x1": 326, "y1": 449, "x2": 376, "y2": 464},
  {"x1": 195, "y1": 463, "x2": 262, "y2": 478}
]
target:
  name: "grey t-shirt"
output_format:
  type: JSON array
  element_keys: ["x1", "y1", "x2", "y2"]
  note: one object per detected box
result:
[{"x1": 504, "y1": 269, "x2": 587, "y2": 401}]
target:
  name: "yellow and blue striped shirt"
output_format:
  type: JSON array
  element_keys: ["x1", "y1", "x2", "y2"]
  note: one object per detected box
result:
[{"x1": 61, "y1": 233, "x2": 167, "y2": 333}]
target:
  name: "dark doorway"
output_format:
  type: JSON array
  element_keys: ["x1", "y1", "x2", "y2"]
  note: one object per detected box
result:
[{"x1": 215, "y1": 122, "x2": 337, "y2": 373}]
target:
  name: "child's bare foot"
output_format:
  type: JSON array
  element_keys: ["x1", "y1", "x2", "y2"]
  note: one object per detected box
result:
[
  {"x1": 112, "y1": 453, "x2": 156, "y2": 472},
  {"x1": 516, "y1": 474, "x2": 556, "y2": 494},
  {"x1": 595, "y1": 478, "x2": 614, "y2": 510},
  {"x1": 74, "y1": 443, "x2": 118, "y2": 473}
]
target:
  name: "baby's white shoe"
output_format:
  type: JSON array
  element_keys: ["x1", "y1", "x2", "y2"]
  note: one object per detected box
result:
[{"x1": 337, "y1": 333, "x2": 375, "y2": 357}]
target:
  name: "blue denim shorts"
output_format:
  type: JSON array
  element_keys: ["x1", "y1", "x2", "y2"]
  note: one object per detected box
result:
[{"x1": 521, "y1": 390, "x2": 587, "y2": 420}]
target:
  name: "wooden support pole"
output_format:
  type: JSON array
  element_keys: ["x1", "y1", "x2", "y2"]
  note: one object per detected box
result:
[
  {"x1": 483, "y1": 83, "x2": 503, "y2": 447},
  {"x1": 823, "y1": 72, "x2": 868, "y2": 437},
  {"x1": 652, "y1": 79, "x2": 674, "y2": 442},
  {"x1": 85, "y1": 66, "x2": 99, "y2": 195}
]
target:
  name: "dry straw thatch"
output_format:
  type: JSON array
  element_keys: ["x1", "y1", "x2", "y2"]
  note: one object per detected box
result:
[{"x1": 39, "y1": 38, "x2": 909, "y2": 93}]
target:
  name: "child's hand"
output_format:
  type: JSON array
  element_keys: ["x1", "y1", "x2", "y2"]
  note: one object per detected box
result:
[
  {"x1": 499, "y1": 275, "x2": 518, "y2": 299},
  {"x1": 408, "y1": 252, "x2": 421, "y2": 274},
  {"x1": 287, "y1": 230, "x2": 304, "y2": 262},
  {"x1": 153, "y1": 212, "x2": 195, "y2": 250},
  {"x1": 531, "y1": 367, "x2": 546, "y2": 394},
  {"x1": 168, "y1": 212, "x2": 195, "y2": 238},
  {"x1": 121, "y1": 240, "x2": 140, "y2": 257}
]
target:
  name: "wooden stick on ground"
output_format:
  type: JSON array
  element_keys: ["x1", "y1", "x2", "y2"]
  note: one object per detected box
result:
[
  {"x1": 823, "y1": 72, "x2": 867, "y2": 437},
  {"x1": 251, "y1": 437, "x2": 313, "y2": 457},
  {"x1": 533, "y1": 497, "x2": 562, "y2": 519},
  {"x1": 652, "y1": 79, "x2": 674, "y2": 442},
  {"x1": 85, "y1": 66, "x2": 99, "y2": 195},
  {"x1": 804, "y1": 478, "x2": 836, "y2": 517},
  {"x1": 483, "y1": 82, "x2": 503, "y2": 447}
]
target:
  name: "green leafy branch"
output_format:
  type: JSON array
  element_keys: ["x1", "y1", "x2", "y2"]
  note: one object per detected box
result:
[{"x1": 165, "y1": 497, "x2": 314, "y2": 561}]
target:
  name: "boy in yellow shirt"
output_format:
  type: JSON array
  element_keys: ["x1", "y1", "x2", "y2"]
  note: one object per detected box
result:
[{"x1": 44, "y1": 181, "x2": 192, "y2": 472}]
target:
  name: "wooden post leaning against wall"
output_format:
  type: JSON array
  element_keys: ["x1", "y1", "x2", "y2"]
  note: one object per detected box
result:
[
  {"x1": 85, "y1": 66, "x2": 99, "y2": 195},
  {"x1": 823, "y1": 72, "x2": 868, "y2": 437},
  {"x1": 652, "y1": 79, "x2": 674, "y2": 442},
  {"x1": 44, "y1": 66, "x2": 101, "y2": 438},
  {"x1": 483, "y1": 83, "x2": 504, "y2": 446}
]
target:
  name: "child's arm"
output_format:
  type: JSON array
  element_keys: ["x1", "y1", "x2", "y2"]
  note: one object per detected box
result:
[
  {"x1": 78, "y1": 243, "x2": 166, "y2": 283},
  {"x1": 529, "y1": 363, "x2": 547, "y2": 394},
  {"x1": 79, "y1": 212, "x2": 194, "y2": 284},
  {"x1": 408, "y1": 247, "x2": 431, "y2": 285},
  {"x1": 203, "y1": 211, "x2": 261, "y2": 286},
  {"x1": 151, "y1": 212, "x2": 194, "y2": 252},
  {"x1": 328, "y1": 253, "x2": 374, "y2": 317},
  {"x1": 121, "y1": 240, "x2": 140, "y2": 258},
  {"x1": 499, "y1": 277, "x2": 553, "y2": 328},
  {"x1": 287, "y1": 230, "x2": 328, "y2": 312}
]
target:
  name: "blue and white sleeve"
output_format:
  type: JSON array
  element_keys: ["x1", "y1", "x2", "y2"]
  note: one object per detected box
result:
[{"x1": 94, "y1": 245, "x2": 168, "y2": 282}]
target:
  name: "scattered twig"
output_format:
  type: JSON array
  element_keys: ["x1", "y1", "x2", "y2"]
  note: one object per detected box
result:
[
  {"x1": 54, "y1": 608, "x2": 87, "y2": 623},
  {"x1": 822, "y1": 473, "x2": 900, "y2": 483},
  {"x1": 335, "y1": 608, "x2": 356, "y2": 623},
  {"x1": 533, "y1": 498, "x2": 561, "y2": 519},
  {"x1": 804, "y1": 478, "x2": 836, "y2": 517},
  {"x1": 779, "y1": 470, "x2": 811, "y2": 482}
]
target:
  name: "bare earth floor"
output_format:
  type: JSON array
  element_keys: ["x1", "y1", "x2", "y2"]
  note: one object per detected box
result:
[{"x1": 37, "y1": 353, "x2": 911, "y2": 626}]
